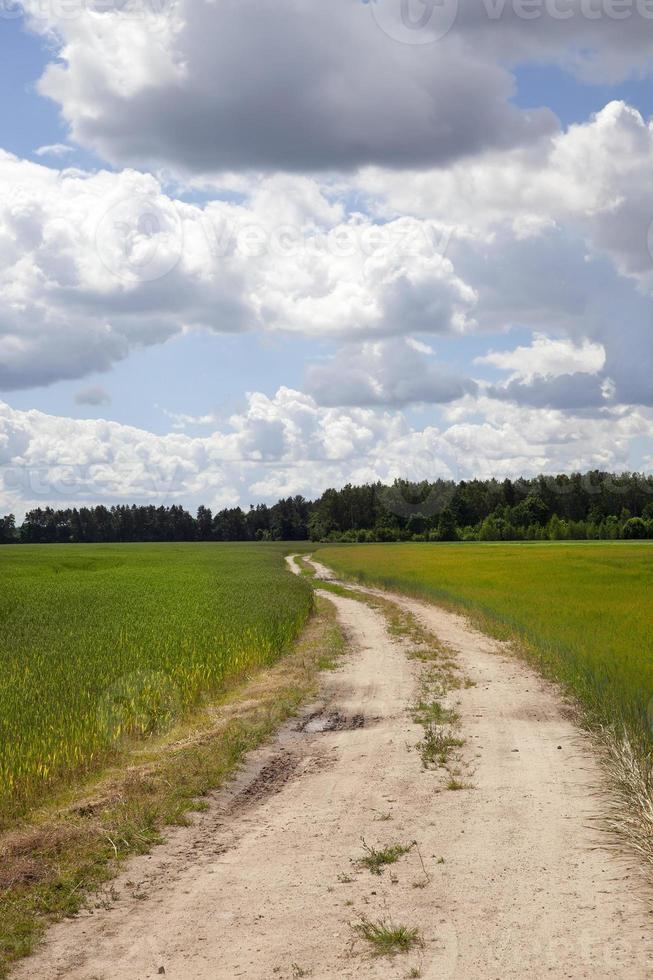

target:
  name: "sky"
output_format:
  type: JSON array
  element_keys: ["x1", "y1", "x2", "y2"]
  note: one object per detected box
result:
[{"x1": 1, "y1": 0, "x2": 653, "y2": 518}]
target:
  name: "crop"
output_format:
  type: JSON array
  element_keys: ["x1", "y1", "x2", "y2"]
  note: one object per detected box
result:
[{"x1": 0, "y1": 542, "x2": 311, "y2": 823}]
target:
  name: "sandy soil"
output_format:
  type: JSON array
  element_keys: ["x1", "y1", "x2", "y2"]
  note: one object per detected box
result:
[{"x1": 12, "y1": 556, "x2": 652, "y2": 979}]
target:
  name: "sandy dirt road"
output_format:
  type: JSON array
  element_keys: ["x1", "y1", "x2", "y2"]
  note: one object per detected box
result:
[{"x1": 13, "y1": 556, "x2": 652, "y2": 979}]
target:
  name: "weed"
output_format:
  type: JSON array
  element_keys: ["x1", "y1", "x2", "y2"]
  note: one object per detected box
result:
[
  {"x1": 291, "y1": 964, "x2": 311, "y2": 978},
  {"x1": 417, "y1": 725, "x2": 464, "y2": 769},
  {"x1": 446, "y1": 774, "x2": 468, "y2": 790},
  {"x1": 411, "y1": 701, "x2": 459, "y2": 727},
  {"x1": 353, "y1": 918, "x2": 422, "y2": 957},
  {"x1": 356, "y1": 839, "x2": 412, "y2": 875}
]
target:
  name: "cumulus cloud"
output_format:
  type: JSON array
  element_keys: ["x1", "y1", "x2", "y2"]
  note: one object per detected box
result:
[
  {"x1": 306, "y1": 338, "x2": 478, "y2": 407},
  {"x1": 488, "y1": 372, "x2": 610, "y2": 410},
  {"x1": 3, "y1": 105, "x2": 653, "y2": 410},
  {"x1": 0, "y1": 156, "x2": 475, "y2": 389},
  {"x1": 357, "y1": 102, "x2": 653, "y2": 285},
  {"x1": 477, "y1": 334, "x2": 606, "y2": 381},
  {"x1": 1, "y1": 389, "x2": 650, "y2": 518},
  {"x1": 2, "y1": 72, "x2": 653, "y2": 436},
  {"x1": 477, "y1": 334, "x2": 610, "y2": 409},
  {"x1": 23, "y1": 0, "x2": 653, "y2": 178},
  {"x1": 2, "y1": 3, "x2": 651, "y2": 501},
  {"x1": 453, "y1": 0, "x2": 653, "y2": 83},
  {"x1": 351, "y1": 102, "x2": 653, "y2": 407},
  {"x1": 74, "y1": 385, "x2": 111, "y2": 406},
  {"x1": 26, "y1": 0, "x2": 556, "y2": 174}
]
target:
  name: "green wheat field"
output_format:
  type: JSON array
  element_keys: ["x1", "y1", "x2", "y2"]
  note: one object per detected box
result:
[{"x1": 0, "y1": 543, "x2": 312, "y2": 823}]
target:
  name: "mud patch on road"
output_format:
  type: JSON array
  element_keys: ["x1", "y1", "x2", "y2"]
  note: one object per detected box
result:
[
  {"x1": 297, "y1": 711, "x2": 365, "y2": 734},
  {"x1": 230, "y1": 751, "x2": 299, "y2": 809}
]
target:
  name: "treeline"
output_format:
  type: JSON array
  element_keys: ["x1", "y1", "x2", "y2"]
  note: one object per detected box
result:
[
  {"x1": 2, "y1": 471, "x2": 653, "y2": 545},
  {"x1": 0, "y1": 498, "x2": 309, "y2": 545}
]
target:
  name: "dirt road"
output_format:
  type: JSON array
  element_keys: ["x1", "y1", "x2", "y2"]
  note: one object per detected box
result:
[{"x1": 13, "y1": 556, "x2": 652, "y2": 979}]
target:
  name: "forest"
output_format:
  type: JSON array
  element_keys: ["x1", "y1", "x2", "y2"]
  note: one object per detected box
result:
[{"x1": 3, "y1": 470, "x2": 653, "y2": 544}]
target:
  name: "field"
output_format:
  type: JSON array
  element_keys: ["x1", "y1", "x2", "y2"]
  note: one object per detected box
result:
[
  {"x1": 0, "y1": 543, "x2": 311, "y2": 823},
  {"x1": 318, "y1": 542, "x2": 653, "y2": 745}
]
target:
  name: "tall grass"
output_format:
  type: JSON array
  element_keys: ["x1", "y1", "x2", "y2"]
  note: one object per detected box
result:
[{"x1": 0, "y1": 543, "x2": 311, "y2": 823}]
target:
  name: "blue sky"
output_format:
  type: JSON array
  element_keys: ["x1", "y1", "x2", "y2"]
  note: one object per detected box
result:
[{"x1": 1, "y1": 2, "x2": 653, "y2": 515}]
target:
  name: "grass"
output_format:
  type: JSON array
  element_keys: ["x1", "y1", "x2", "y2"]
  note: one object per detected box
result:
[
  {"x1": 0, "y1": 543, "x2": 312, "y2": 824},
  {"x1": 356, "y1": 839, "x2": 413, "y2": 875},
  {"x1": 416, "y1": 725, "x2": 464, "y2": 770},
  {"x1": 319, "y1": 541, "x2": 653, "y2": 863},
  {"x1": 411, "y1": 700, "x2": 459, "y2": 727},
  {"x1": 446, "y1": 775, "x2": 467, "y2": 791},
  {"x1": 291, "y1": 964, "x2": 312, "y2": 978},
  {"x1": 0, "y1": 594, "x2": 344, "y2": 978},
  {"x1": 294, "y1": 555, "x2": 317, "y2": 578},
  {"x1": 353, "y1": 917, "x2": 422, "y2": 956}
]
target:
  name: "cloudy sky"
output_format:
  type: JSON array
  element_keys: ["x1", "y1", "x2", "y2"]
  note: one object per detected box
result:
[{"x1": 2, "y1": 0, "x2": 653, "y2": 517}]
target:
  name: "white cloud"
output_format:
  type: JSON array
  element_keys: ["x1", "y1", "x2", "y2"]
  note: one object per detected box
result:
[
  {"x1": 477, "y1": 334, "x2": 606, "y2": 382},
  {"x1": 306, "y1": 338, "x2": 477, "y2": 407},
  {"x1": 356, "y1": 102, "x2": 653, "y2": 285},
  {"x1": 3, "y1": 3, "x2": 653, "y2": 505},
  {"x1": 1, "y1": 389, "x2": 650, "y2": 519},
  {"x1": 35, "y1": 143, "x2": 75, "y2": 158},
  {"x1": 2, "y1": 82, "x2": 653, "y2": 427},
  {"x1": 3, "y1": 104, "x2": 653, "y2": 412},
  {"x1": 161, "y1": 409, "x2": 219, "y2": 431},
  {"x1": 406, "y1": 338, "x2": 436, "y2": 356},
  {"x1": 0, "y1": 155, "x2": 475, "y2": 389}
]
